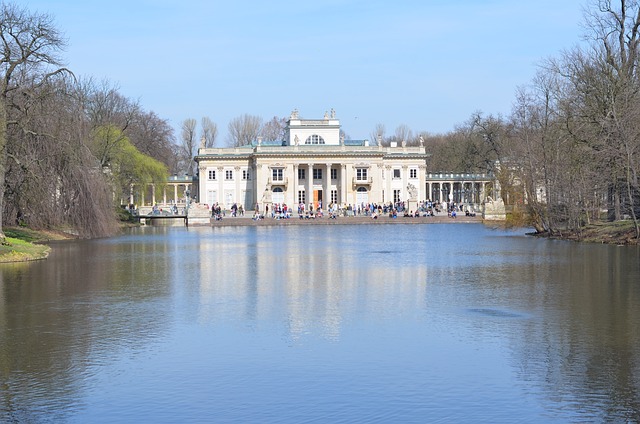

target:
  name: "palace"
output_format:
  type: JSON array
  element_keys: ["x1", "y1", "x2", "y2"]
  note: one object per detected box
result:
[{"x1": 194, "y1": 109, "x2": 494, "y2": 214}]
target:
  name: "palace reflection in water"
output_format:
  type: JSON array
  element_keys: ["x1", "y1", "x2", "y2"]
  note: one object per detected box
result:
[
  {"x1": 0, "y1": 224, "x2": 639, "y2": 422},
  {"x1": 196, "y1": 226, "x2": 428, "y2": 342}
]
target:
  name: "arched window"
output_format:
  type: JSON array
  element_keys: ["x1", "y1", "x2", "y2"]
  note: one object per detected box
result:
[{"x1": 305, "y1": 134, "x2": 325, "y2": 144}]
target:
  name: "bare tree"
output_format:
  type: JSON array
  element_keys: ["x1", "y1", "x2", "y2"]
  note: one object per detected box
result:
[
  {"x1": 370, "y1": 123, "x2": 386, "y2": 146},
  {"x1": 227, "y1": 114, "x2": 262, "y2": 147},
  {"x1": 200, "y1": 116, "x2": 218, "y2": 148},
  {"x1": 1, "y1": 2, "x2": 70, "y2": 240},
  {"x1": 394, "y1": 124, "x2": 413, "y2": 145},
  {"x1": 180, "y1": 118, "x2": 197, "y2": 175},
  {"x1": 545, "y1": 0, "x2": 640, "y2": 237},
  {"x1": 260, "y1": 116, "x2": 286, "y2": 142},
  {"x1": 128, "y1": 110, "x2": 178, "y2": 172}
]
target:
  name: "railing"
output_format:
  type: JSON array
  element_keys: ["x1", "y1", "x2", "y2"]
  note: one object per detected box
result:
[
  {"x1": 352, "y1": 177, "x2": 373, "y2": 188},
  {"x1": 268, "y1": 177, "x2": 289, "y2": 187}
]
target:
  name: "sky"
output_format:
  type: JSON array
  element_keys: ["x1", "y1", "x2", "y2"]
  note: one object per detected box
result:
[{"x1": 22, "y1": 0, "x2": 588, "y2": 143}]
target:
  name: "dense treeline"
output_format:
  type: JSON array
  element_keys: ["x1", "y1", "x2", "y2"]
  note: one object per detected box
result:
[
  {"x1": 0, "y1": 3, "x2": 179, "y2": 239},
  {"x1": 2, "y1": 1, "x2": 639, "y2": 240}
]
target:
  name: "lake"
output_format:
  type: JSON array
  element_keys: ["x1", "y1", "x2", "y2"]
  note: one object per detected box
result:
[{"x1": 1, "y1": 223, "x2": 639, "y2": 423}]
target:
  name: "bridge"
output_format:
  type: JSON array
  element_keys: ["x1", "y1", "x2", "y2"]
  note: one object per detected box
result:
[{"x1": 138, "y1": 213, "x2": 189, "y2": 226}]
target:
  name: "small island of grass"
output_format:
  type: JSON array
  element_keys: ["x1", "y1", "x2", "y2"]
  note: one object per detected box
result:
[{"x1": 0, "y1": 227, "x2": 77, "y2": 263}]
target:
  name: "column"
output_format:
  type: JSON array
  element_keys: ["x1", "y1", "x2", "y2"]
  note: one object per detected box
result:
[
  {"x1": 307, "y1": 163, "x2": 314, "y2": 209},
  {"x1": 340, "y1": 164, "x2": 347, "y2": 206},
  {"x1": 293, "y1": 164, "x2": 299, "y2": 206},
  {"x1": 385, "y1": 165, "x2": 392, "y2": 206},
  {"x1": 218, "y1": 166, "x2": 224, "y2": 207},
  {"x1": 419, "y1": 165, "x2": 427, "y2": 202},
  {"x1": 234, "y1": 166, "x2": 241, "y2": 206},
  {"x1": 324, "y1": 163, "x2": 332, "y2": 209},
  {"x1": 401, "y1": 165, "x2": 408, "y2": 202},
  {"x1": 255, "y1": 163, "x2": 265, "y2": 211}
]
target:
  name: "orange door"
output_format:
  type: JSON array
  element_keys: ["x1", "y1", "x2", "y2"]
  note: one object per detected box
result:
[{"x1": 313, "y1": 190, "x2": 323, "y2": 209}]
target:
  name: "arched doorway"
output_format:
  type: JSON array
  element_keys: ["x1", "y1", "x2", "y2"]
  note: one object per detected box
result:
[
  {"x1": 272, "y1": 187, "x2": 284, "y2": 205},
  {"x1": 356, "y1": 186, "x2": 368, "y2": 206}
]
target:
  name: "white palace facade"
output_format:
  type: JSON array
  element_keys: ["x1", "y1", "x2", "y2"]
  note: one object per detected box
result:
[{"x1": 194, "y1": 109, "x2": 493, "y2": 212}]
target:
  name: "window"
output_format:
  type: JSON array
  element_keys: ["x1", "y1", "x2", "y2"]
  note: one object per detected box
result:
[
  {"x1": 393, "y1": 169, "x2": 401, "y2": 179},
  {"x1": 313, "y1": 168, "x2": 323, "y2": 180},
  {"x1": 298, "y1": 168, "x2": 306, "y2": 180},
  {"x1": 410, "y1": 168, "x2": 417, "y2": 179},
  {"x1": 305, "y1": 134, "x2": 325, "y2": 144},
  {"x1": 393, "y1": 189, "x2": 401, "y2": 203},
  {"x1": 356, "y1": 168, "x2": 368, "y2": 181},
  {"x1": 331, "y1": 168, "x2": 337, "y2": 180},
  {"x1": 242, "y1": 169, "x2": 250, "y2": 180},
  {"x1": 208, "y1": 170, "x2": 216, "y2": 180},
  {"x1": 298, "y1": 190, "x2": 306, "y2": 204},
  {"x1": 331, "y1": 190, "x2": 338, "y2": 204},
  {"x1": 225, "y1": 170, "x2": 233, "y2": 180},
  {"x1": 272, "y1": 168, "x2": 284, "y2": 181}
]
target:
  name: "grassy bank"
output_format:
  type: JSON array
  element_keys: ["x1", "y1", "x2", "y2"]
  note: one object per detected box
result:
[
  {"x1": 0, "y1": 227, "x2": 75, "y2": 263},
  {"x1": 535, "y1": 220, "x2": 640, "y2": 245}
]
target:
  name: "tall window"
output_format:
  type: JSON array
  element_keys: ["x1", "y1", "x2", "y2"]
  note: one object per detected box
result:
[
  {"x1": 208, "y1": 170, "x2": 216, "y2": 180},
  {"x1": 305, "y1": 134, "x2": 325, "y2": 144},
  {"x1": 298, "y1": 168, "x2": 306, "y2": 180},
  {"x1": 393, "y1": 169, "x2": 401, "y2": 179},
  {"x1": 313, "y1": 168, "x2": 322, "y2": 180},
  {"x1": 272, "y1": 168, "x2": 284, "y2": 181},
  {"x1": 242, "y1": 169, "x2": 250, "y2": 180},
  {"x1": 393, "y1": 189, "x2": 401, "y2": 203},
  {"x1": 409, "y1": 168, "x2": 417, "y2": 179},
  {"x1": 356, "y1": 168, "x2": 368, "y2": 181},
  {"x1": 331, "y1": 168, "x2": 337, "y2": 180},
  {"x1": 225, "y1": 170, "x2": 233, "y2": 180},
  {"x1": 331, "y1": 190, "x2": 338, "y2": 204},
  {"x1": 298, "y1": 190, "x2": 306, "y2": 204}
]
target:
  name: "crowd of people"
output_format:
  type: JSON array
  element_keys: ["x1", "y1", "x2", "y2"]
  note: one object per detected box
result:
[{"x1": 203, "y1": 200, "x2": 479, "y2": 221}]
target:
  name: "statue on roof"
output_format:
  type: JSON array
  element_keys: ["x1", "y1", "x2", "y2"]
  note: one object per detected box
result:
[
  {"x1": 291, "y1": 109, "x2": 299, "y2": 119},
  {"x1": 330, "y1": 108, "x2": 336, "y2": 119},
  {"x1": 294, "y1": 135, "x2": 299, "y2": 146}
]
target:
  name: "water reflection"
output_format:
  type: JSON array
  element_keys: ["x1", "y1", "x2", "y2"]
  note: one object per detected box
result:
[
  {"x1": 0, "y1": 224, "x2": 638, "y2": 422},
  {"x1": 198, "y1": 226, "x2": 429, "y2": 342}
]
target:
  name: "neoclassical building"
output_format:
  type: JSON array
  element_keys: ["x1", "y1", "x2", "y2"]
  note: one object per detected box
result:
[{"x1": 195, "y1": 109, "x2": 431, "y2": 212}]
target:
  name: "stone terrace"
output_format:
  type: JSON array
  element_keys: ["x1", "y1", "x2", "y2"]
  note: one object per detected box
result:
[{"x1": 204, "y1": 214, "x2": 483, "y2": 227}]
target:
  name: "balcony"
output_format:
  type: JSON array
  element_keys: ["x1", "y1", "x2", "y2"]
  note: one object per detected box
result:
[
  {"x1": 268, "y1": 177, "x2": 288, "y2": 188},
  {"x1": 352, "y1": 176, "x2": 373, "y2": 189}
]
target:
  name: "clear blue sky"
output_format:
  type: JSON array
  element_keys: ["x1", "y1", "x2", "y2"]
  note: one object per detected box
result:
[{"x1": 23, "y1": 0, "x2": 587, "y2": 142}]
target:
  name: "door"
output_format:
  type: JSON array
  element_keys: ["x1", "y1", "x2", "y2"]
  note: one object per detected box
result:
[
  {"x1": 272, "y1": 187, "x2": 284, "y2": 205},
  {"x1": 356, "y1": 187, "x2": 368, "y2": 206},
  {"x1": 313, "y1": 189, "x2": 323, "y2": 209}
]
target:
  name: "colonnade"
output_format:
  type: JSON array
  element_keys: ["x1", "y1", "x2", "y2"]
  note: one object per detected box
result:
[
  {"x1": 129, "y1": 179, "x2": 196, "y2": 207},
  {"x1": 425, "y1": 174, "x2": 493, "y2": 206}
]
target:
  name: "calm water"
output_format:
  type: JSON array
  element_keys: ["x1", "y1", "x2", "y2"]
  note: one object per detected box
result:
[{"x1": 0, "y1": 223, "x2": 639, "y2": 423}]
